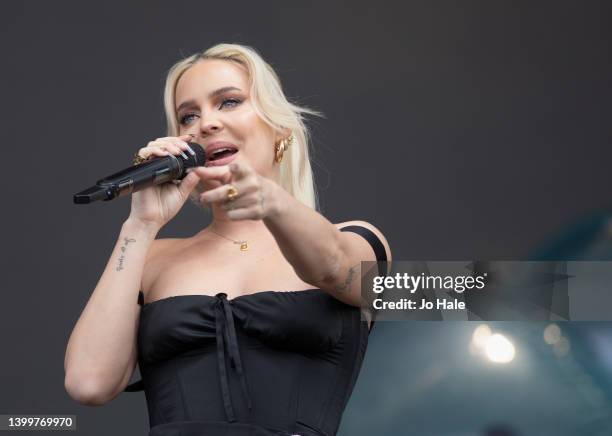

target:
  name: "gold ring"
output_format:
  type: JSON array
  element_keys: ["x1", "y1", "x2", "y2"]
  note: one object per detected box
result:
[
  {"x1": 133, "y1": 152, "x2": 147, "y2": 165},
  {"x1": 227, "y1": 184, "x2": 239, "y2": 201}
]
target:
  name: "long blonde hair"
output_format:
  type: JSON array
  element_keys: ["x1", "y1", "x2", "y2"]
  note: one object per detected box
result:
[{"x1": 162, "y1": 43, "x2": 321, "y2": 210}]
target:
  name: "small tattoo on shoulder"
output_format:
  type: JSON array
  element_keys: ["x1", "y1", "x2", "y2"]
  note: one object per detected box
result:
[{"x1": 116, "y1": 237, "x2": 136, "y2": 272}]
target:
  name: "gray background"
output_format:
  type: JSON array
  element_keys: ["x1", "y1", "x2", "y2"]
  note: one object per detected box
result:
[{"x1": 1, "y1": 1, "x2": 611, "y2": 435}]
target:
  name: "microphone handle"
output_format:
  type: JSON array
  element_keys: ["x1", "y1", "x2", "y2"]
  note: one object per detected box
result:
[{"x1": 74, "y1": 154, "x2": 184, "y2": 203}]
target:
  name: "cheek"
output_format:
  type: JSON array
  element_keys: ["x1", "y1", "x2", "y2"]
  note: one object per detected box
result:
[
  {"x1": 234, "y1": 109, "x2": 275, "y2": 149},
  {"x1": 236, "y1": 111, "x2": 260, "y2": 134}
]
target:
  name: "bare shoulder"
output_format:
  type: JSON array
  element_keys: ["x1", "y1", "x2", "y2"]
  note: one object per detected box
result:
[
  {"x1": 334, "y1": 220, "x2": 392, "y2": 261},
  {"x1": 145, "y1": 237, "x2": 182, "y2": 263}
]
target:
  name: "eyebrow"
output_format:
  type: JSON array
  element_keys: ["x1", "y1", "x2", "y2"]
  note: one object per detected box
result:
[{"x1": 176, "y1": 86, "x2": 242, "y2": 112}]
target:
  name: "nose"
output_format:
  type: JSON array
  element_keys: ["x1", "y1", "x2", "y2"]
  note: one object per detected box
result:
[{"x1": 198, "y1": 112, "x2": 223, "y2": 137}]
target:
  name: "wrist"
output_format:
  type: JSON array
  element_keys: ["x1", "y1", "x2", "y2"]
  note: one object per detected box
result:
[
  {"x1": 122, "y1": 217, "x2": 161, "y2": 239},
  {"x1": 265, "y1": 179, "x2": 288, "y2": 220}
]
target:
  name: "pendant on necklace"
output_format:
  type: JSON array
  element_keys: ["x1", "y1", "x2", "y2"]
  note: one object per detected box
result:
[{"x1": 237, "y1": 241, "x2": 249, "y2": 251}]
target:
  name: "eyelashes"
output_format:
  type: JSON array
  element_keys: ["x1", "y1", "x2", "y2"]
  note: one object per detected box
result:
[
  {"x1": 179, "y1": 113, "x2": 197, "y2": 126},
  {"x1": 220, "y1": 98, "x2": 241, "y2": 109},
  {"x1": 178, "y1": 98, "x2": 243, "y2": 125}
]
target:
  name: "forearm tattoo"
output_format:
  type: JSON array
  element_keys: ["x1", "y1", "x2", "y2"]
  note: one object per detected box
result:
[
  {"x1": 116, "y1": 237, "x2": 136, "y2": 272},
  {"x1": 337, "y1": 263, "x2": 360, "y2": 293}
]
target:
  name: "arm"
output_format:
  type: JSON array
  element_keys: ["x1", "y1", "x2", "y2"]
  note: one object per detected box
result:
[
  {"x1": 64, "y1": 219, "x2": 160, "y2": 406},
  {"x1": 195, "y1": 163, "x2": 392, "y2": 308},
  {"x1": 264, "y1": 187, "x2": 392, "y2": 308}
]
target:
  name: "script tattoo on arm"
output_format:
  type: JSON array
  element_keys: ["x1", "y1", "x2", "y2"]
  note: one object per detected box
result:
[
  {"x1": 337, "y1": 263, "x2": 360, "y2": 293},
  {"x1": 116, "y1": 237, "x2": 136, "y2": 272}
]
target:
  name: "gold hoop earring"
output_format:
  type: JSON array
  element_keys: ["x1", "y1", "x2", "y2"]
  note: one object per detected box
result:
[
  {"x1": 274, "y1": 141, "x2": 285, "y2": 163},
  {"x1": 274, "y1": 134, "x2": 293, "y2": 163}
]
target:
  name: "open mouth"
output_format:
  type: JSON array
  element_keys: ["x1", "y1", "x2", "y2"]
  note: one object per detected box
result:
[
  {"x1": 207, "y1": 147, "x2": 238, "y2": 162},
  {"x1": 205, "y1": 146, "x2": 239, "y2": 167}
]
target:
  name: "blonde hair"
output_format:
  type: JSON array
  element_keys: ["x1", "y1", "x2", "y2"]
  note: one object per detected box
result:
[{"x1": 162, "y1": 43, "x2": 322, "y2": 210}]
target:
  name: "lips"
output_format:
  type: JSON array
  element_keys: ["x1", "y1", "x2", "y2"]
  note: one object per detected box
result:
[
  {"x1": 205, "y1": 141, "x2": 239, "y2": 167},
  {"x1": 205, "y1": 151, "x2": 238, "y2": 167}
]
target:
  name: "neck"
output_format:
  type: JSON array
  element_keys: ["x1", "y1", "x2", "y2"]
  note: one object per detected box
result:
[
  {"x1": 196, "y1": 169, "x2": 281, "y2": 242},
  {"x1": 205, "y1": 203, "x2": 271, "y2": 239}
]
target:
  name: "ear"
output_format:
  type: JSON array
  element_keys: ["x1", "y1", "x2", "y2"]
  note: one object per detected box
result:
[{"x1": 274, "y1": 127, "x2": 291, "y2": 144}]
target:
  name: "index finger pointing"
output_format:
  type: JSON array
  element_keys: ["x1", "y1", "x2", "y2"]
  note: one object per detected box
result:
[{"x1": 228, "y1": 162, "x2": 251, "y2": 179}]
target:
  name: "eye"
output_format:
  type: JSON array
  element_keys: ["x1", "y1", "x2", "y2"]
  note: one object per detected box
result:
[
  {"x1": 219, "y1": 98, "x2": 241, "y2": 109},
  {"x1": 179, "y1": 113, "x2": 198, "y2": 125}
]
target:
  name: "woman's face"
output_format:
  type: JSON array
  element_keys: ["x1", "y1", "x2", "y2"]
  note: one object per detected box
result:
[{"x1": 174, "y1": 59, "x2": 283, "y2": 182}]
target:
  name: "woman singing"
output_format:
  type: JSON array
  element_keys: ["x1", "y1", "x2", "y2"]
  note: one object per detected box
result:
[{"x1": 64, "y1": 43, "x2": 391, "y2": 436}]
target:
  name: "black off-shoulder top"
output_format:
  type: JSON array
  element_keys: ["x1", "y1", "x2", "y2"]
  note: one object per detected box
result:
[{"x1": 124, "y1": 225, "x2": 387, "y2": 436}]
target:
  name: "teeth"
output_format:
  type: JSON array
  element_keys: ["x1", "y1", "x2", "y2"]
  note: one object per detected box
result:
[{"x1": 210, "y1": 147, "x2": 236, "y2": 158}]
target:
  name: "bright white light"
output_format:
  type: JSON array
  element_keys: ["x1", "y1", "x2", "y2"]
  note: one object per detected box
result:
[
  {"x1": 472, "y1": 324, "x2": 492, "y2": 349},
  {"x1": 543, "y1": 324, "x2": 561, "y2": 345},
  {"x1": 485, "y1": 333, "x2": 516, "y2": 363}
]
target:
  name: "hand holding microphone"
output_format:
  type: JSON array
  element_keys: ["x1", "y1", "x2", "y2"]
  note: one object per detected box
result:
[{"x1": 73, "y1": 135, "x2": 206, "y2": 228}]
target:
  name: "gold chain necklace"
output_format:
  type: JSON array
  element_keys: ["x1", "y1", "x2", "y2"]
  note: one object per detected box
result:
[{"x1": 209, "y1": 228, "x2": 249, "y2": 251}]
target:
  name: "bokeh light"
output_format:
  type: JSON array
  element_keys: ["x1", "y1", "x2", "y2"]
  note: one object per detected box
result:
[
  {"x1": 484, "y1": 333, "x2": 516, "y2": 364},
  {"x1": 544, "y1": 323, "x2": 562, "y2": 345}
]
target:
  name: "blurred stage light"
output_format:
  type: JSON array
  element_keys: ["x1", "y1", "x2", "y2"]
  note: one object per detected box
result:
[
  {"x1": 552, "y1": 336, "x2": 570, "y2": 357},
  {"x1": 485, "y1": 333, "x2": 516, "y2": 363},
  {"x1": 470, "y1": 325, "x2": 516, "y2": 364},
  {"x1": 472, "y1": 324, "x2": 492, "y2": 349},
  {"x1": 543, "y1": 323, "x2": 562, "y2": 345}
]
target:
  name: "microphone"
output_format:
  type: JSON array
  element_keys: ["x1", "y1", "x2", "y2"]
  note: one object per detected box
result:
[{"x1": 73, "y1": 142, "x2": 206, "y2": 204}]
